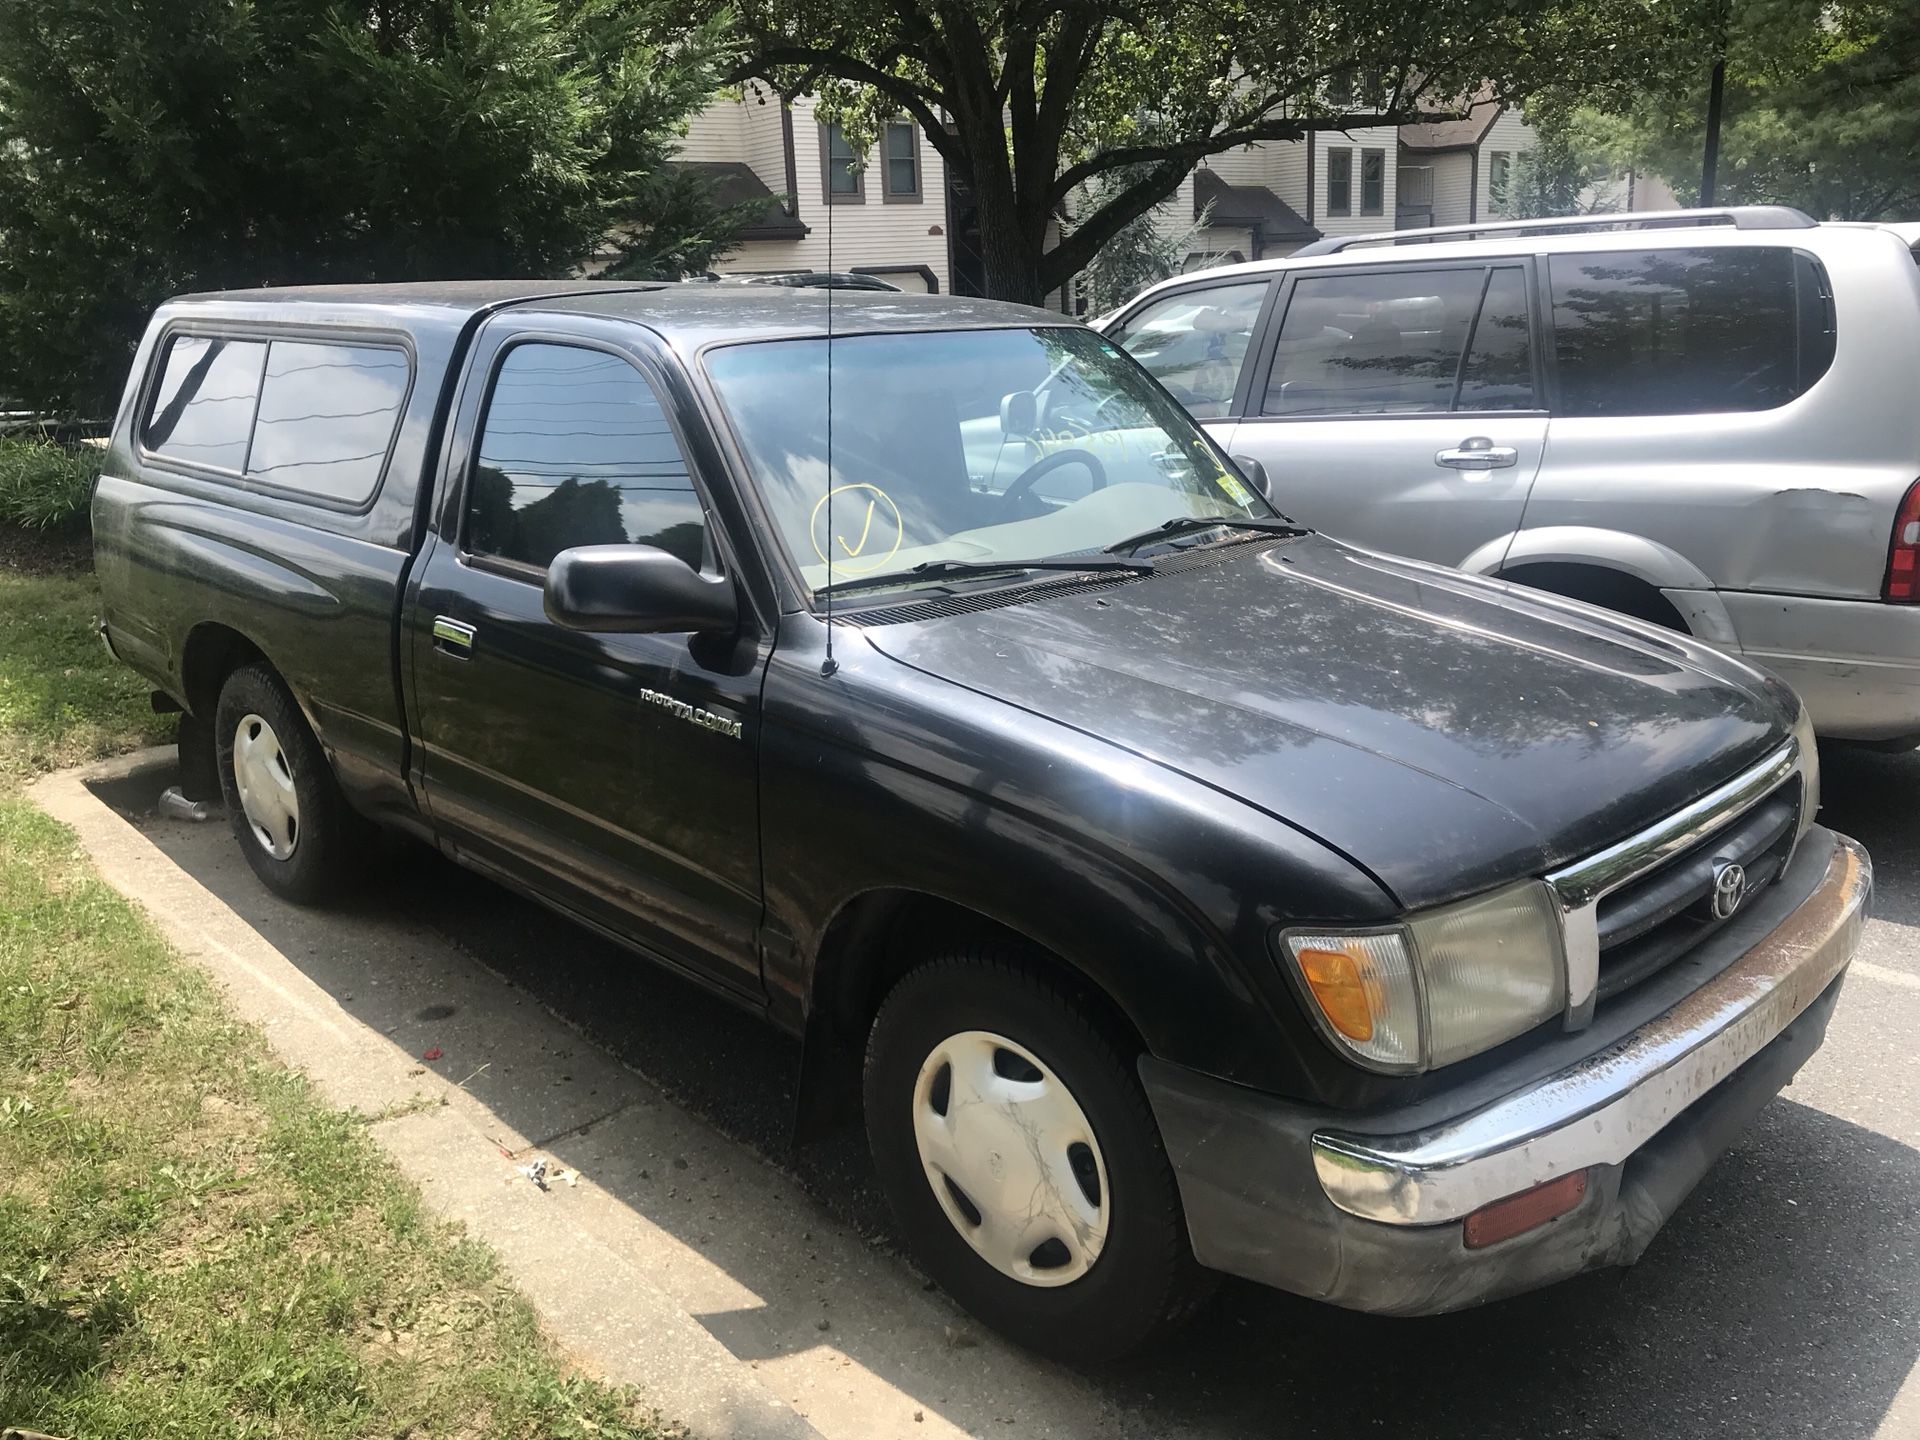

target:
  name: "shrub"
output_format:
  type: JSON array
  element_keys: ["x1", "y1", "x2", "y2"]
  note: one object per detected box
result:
[{"x1": 0, "y1": 437, "x2": 101, "y2": 531}]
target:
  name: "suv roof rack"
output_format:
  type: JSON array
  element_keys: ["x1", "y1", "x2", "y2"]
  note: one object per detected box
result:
[{"x1": 1291, "y1": 205, "x2": 1818, "y2": 257}]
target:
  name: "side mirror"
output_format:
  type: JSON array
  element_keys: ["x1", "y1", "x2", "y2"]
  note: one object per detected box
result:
[
  {"x1": 1231, "y1": 454, "x2": 1273, "y2": 500},
  {"x1": 544, "y1": 544, "x2": 738, "y2": 635},
  {"x1": 1000, "y1": 390, "x2": 1038, "y2": 438}
]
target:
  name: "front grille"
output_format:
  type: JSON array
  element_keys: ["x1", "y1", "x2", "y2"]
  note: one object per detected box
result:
[{"x1": 1591, "y1": 779, "x2": 1801, "y2": 1001}]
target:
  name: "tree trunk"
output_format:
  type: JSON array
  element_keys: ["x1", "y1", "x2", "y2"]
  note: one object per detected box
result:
[
  {"x1": 1701, "y1": 57, "x2": 1726, "y2": 206},
  {"x1": 969, "y1": 160, "x2": 1049, "y2": 306}
]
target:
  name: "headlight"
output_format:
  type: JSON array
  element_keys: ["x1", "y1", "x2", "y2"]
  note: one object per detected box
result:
[{"x1": 1279, "y1": 881, "x2": 1567, "y2": 1073}]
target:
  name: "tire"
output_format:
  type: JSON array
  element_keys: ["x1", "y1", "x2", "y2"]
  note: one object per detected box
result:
[
  {"x1": 212, "y1": 662, "x2": 362, "y2": 904},
  {"x1": 864, "y1": 944, "x2": 1214, "y2": 1362}
]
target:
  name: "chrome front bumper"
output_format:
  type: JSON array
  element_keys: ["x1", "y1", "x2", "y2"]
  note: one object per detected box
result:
[{"x1": 1311, "y1": 833, "x2": 1871, "y2": 1226}]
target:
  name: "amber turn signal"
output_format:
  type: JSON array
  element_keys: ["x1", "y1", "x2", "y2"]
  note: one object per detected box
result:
[
  {"x1": 1294, "y1": 946, "x2": 1377, "y2": 1041},
  {"x1": 1462, "y1": 1170, "x2": 1590, "y2": 1249}
]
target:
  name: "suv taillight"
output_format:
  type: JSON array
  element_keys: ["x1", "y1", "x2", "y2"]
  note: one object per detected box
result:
[{"x1": 1887, "y1": 480, "x2": 1920, "y2": 602}]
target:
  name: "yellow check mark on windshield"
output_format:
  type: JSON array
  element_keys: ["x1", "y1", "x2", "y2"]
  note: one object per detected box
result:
[{"x1": 836, "y1": 499, "x2": 878, "y2": 557}]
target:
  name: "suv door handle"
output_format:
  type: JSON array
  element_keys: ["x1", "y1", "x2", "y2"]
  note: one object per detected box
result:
[
  {"x1": 431, "y1": 616, "x2": 476, "y2": 657},
  {"x1": 1436, "y1": 437, "x2": 1519, "y2": 470}
]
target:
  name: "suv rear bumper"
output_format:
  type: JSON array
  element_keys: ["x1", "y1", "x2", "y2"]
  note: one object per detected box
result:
[
  {"x1": 1141, "y1": 828, "x2": 1870, "y2": 1315},
  {"x1": 1719, "y1": 591, "x2": 1920, "y2": 742}
]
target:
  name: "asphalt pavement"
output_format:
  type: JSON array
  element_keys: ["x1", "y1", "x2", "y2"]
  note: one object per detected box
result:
[{"x1": 92, "y1": 740, "x2": 1920, "y2": 1439}]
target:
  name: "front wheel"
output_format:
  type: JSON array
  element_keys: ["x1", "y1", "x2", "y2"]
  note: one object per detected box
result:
[
  {"x1": 213, "y1": 663, "x2": 363, "y2": 904},
  {"x1": 864, "y1": 946, "x2": 1212, "y2": 1361}
]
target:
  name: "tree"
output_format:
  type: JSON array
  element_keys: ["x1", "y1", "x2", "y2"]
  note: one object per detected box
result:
[
  {"x1": 695, "y1": 0, "x2": 1668, "y2": 304},
  {"x1": 0, "y1": 0, "x2": 744, "y2": 415},
  {"x1": 1546, "y1": 0, "x2": 1920, "y2": 220},
  {"x1": 1070, "y1": 169, "x2": 1213, "y2": 317}
]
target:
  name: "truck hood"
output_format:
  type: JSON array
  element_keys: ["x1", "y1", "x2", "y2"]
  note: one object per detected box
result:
[{"x1": 861, "y1": 534, "x2": 1787, "y2": 909}]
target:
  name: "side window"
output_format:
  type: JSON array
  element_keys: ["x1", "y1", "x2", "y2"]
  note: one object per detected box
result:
[
  {"x1": 247, "y1": 341, "x2": 410, "y2": 502},
  {"x1": 1327, "y1": 148, "x2": 1352, "y2": 217},
  {"x1": 142, "y1": 336, "x2": 268, "y2": 471},
  {"x1": 1262, "y1": 268, "x2": 1485, "y2": 416},
  {"x1": 1549, "y1": 247, "x2": 1834, "y2": 417},
  {"x1": 1456, "y1": 266, "x2": 1536, "y2": 411},
  {"x1": 1108, "y1": 280, "x2": 1270, "y2": 418},
  {"x1": 1360, "y1": 148, "x2": 1385, "y2": 217},
  {"x1": 821, "y1": 122, "x2": 863, "y2": 201},
  {"x1": 466, "y1": 344, "x2": 708, "y2": 573}
]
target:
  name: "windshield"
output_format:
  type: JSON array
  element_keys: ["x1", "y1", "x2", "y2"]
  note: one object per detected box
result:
[{"x1": 704, "y1": 326, "x2": 1272, "y2": 596}]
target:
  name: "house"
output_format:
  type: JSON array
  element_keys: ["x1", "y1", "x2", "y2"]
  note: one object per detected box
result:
[
  {"x1": 675, "y1": 86, "x2": 950, "y2": 293},
  {"x1": 672, "y1": 89, "x2": 1553, "y2": 299}
]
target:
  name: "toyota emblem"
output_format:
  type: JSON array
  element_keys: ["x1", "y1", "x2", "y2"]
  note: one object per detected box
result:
[{"x1": 1710, "y1": 860, "x2": 1748, "y2": 920}]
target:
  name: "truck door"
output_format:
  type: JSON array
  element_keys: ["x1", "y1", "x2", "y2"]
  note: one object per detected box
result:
[
  {"x1": 404, "y1": 319, "x2": 767, "y2": 1002},
  {"x1": 1228, "y1": 259, "x2": 1547, "y2": 568}
]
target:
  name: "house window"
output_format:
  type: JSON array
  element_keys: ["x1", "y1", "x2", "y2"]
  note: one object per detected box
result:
[
  {"x1": 821, "y1": 122, "x2": 863, "y2": 202},
  {"x1": 1361, "y1": 148, "x2": 1385, "y2": 216},
  {"x1": 882, "y1": 121, "x2": 920, "y2": 201},
  {"x1": 1327, "y1": 147, "x2": 1352, "y2": 216},
  {"x1": 1489, "y1": 151, "x2": 1513, "y2": 215}
]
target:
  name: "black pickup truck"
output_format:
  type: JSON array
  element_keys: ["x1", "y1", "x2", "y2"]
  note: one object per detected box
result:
[{"x1": 95, "y1": 280, "x2": 1870, "y2": 1361}]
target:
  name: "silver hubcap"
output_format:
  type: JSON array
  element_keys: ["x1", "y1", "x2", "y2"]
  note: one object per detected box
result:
[
  {"x1": 233, "y1": 713, "x2": 299, "y2": 860},
  {"x1": 911, "y1": 1030, "x2": 1110, "y2": 1287}
]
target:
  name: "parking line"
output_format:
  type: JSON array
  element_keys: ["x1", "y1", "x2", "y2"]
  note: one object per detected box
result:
[{"x1": 1855, "y1": 961, "x2": 1920, "y2": 991}]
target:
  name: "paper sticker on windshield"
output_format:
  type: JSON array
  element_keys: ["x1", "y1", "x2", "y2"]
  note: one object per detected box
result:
[
  {"x1": 809, "y1": 483, "x2": 904, "y2": 576},
  {"x1": 1217, "y1": 473, "x2": 1255, "y2": 508}
]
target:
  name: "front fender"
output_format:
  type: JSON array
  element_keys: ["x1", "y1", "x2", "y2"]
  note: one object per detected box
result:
[{"x1": 758, "y1": 629, "x2": 1399, "y2": 1102}]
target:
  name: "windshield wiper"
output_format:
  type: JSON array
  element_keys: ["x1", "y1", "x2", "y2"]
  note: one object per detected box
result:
[
  {"x1": 1103, "y1": 514, "x2": 1311, "y2": 557},
  {"x1": 814, "y1": 556, "x2": 1152, "y2": 600}
]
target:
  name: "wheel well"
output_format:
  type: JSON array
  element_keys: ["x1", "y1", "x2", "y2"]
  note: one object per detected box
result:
[
  {"x1": 793, "y1": 889, "x2": 1148, "y2": 1143},
  {"x1": 1499, "y1": 562, "x2": 1690, "y2": 633},
  {"x1": 813, "y1": 890, "x2": 1145, "y2": 1055},
  {"x1": 180, "y1": 624, "x2": 268, "y2": 717}
]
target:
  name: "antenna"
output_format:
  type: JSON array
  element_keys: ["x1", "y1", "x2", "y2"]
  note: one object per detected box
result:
[{"x1": 820, "y1": 102, "x2": 839, "y2": 678}]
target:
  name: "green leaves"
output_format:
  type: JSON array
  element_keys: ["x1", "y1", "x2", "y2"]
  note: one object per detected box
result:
[
  {"x1": 0, "y1": 0, "x2": 744, "y2": 415},
  {"x1": 1542, "y1": 0, "x2": 1920, "y2": 221}
]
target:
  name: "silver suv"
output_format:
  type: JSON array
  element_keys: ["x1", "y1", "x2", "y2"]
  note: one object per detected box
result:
[{"x1": 1102, "y1": 207, "x2": 1920, "y2": 744}]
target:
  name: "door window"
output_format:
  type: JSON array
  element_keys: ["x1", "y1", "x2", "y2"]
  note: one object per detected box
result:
[
  {"x1": 465, "y1": 343, "x2": 709, "y2": 572},
  {"x1": 1262, "y1": 268, "x2": 1489, "y2": 416},
  {"x1": 1108, "y1": 280, "x2": 1270, "y2": 418},
  {"x1": 1548, "y1": 247, "x2": 1835, "y2": 416}
]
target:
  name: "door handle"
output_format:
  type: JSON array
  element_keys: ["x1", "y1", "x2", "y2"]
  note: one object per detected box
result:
[
  {"x1": 431, "y1": 616, "x2": 476, "y2": 657},
  {"x1": 1436, "y1": 436, "x2": 1519, "y2": 471}
]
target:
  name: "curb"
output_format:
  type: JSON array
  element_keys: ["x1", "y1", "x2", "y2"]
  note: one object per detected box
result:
[{"x1": 31, "y1": 749, "x2": 830, "y2": 1440}]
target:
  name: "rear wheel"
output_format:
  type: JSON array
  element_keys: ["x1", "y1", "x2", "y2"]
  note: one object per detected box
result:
[
  {"x1": 864, "y1": 944, "x2": 1212, "y2": 1361},
  {"x1": 213, "y1": 663, "x2": 362, "y2": 903}
]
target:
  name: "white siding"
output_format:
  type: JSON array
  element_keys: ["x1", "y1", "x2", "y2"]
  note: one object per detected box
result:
[
  {"x1": 674, "y1": 93, "x2": 950, "y2": 291},
  {"x1": 1313, "y1": 127, "x2": 1399, "y2": 237},
  {"x1": 680, "y1": 101, "x2": 744, "y2": 163},
  {"x1": 1428, "y1": 150, "x2": 1474, "y2": 227},
  {"x1": 739, "y1": 83, "x2": 789, "y2": 196},
  {"x1": 1477, "y1": 107, "x2": 1537, "y2": 219}
]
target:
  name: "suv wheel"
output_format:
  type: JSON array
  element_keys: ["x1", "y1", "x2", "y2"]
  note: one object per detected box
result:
[
  {"x1": 213, "y1": 663, "x2": 361, "y2": 903},
  {"x1": 864, "y1": 945, "x2": 1212, "y2": 1361}
]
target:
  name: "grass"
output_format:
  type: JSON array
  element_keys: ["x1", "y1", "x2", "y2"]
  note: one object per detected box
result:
[
  {"x1": 0, "y1": 548, "x2": 678, "y2": 1437},
  {"x1": 0, "y1": 565, "x2": 173, "y2": 777}
]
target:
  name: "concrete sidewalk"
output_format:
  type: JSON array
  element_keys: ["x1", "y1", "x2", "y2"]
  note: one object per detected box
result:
[{"x1": 31, "y1": 751, "x2": 1126, "y2": 1440}]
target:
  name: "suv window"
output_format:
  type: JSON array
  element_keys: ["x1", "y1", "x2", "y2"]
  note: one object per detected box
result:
[
  {"x1": 1109, "y1": 280, "x2": 1269, "y2": 418},
  {"x1": 143, "y1": 336, "x2": 268, "y2": 472},
  {"x1": 1549, "y1": 247, "x2": 1835, "y2": 416},
  {"x1": 466, "y1": 343, "x2": 708, "y2": 573},
  {"x1": 1263, "y1": 266, "x2": 1535, "y2": 416},
  {"x1": 247, "y1": 341, "x2": 410, "y2": 501},
  {"x1": 1456, "y1": 267, "x2": 1536, "y2": 410}
]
